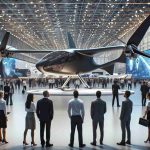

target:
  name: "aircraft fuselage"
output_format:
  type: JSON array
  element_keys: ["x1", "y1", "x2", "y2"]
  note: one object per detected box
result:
[{"x1": 36, "y1": 50, "x2": 98, "y2": 75}]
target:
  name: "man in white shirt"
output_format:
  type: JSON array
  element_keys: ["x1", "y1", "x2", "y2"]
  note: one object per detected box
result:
[{"x1": 68, "y1": 90, "x2": 86, "y2": 148}]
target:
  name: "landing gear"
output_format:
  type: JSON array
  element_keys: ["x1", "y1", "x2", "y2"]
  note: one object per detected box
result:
[{"x1": 61, "y1": 75, "x2": 90, "y2": 90}]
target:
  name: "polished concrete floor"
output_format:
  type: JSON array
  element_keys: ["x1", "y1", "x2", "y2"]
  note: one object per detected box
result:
[{"x1": 1, "y1": 84, "x2": 150, "y2": 150}]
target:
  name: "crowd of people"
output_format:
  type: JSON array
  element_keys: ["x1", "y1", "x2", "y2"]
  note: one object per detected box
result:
[{"x1": 0, "y1": 77, "x2": 150, "y2": 148}]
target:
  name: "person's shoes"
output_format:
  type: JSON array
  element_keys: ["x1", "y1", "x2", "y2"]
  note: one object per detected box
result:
[
  {"x1": 79, "y1": 144, "x2": 86, "y2": 148},
  {"x1": 125, "y1": 140, "x2": 131, "y2": 145},
  {"x1": 41, "y1": 144, "x2": 45, "y2": 148},
  {"x1": 100, "y1": 141, "x2": 104, "y2": 145},
  {"x1": 68, "y1": 144, "x2": 73, "y2": 147},
  {"x1": 31, "y1": 141, "x2": 37, "y2": 146},
  {"x1": 23, "y1": 141, "x2": 28, "y2": 146},
  {"x1": 90, "y1": 142, "x2": 96, "y2": 146},
  {"x1": 2, "y1": 139, "x2": 8, "y2": 144},
  {"x1": 117, "y1": 142, "x2": 125, "y2": 146},
  {"x1": 144, "y1": 138, "x2": 150, "y2": 143},
  {"x1": 46, "y1": 143, "x2": 53, "y2": 147}
]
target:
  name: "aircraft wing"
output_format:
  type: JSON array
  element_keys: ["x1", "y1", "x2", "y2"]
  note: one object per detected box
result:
[
  {"x1": 76, "y1": 45, "x2": 125, "y2": 55},
  {"x1": 7, "y1": 49, "x2": 53, "y2": 53}
]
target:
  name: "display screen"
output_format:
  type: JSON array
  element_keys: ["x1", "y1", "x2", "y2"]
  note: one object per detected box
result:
[
  {"x1": 1, "y1": 58, "x2": 31, "y2": 78},
  {"x1": 126, "y1": 49, "x2": 150, "y2": 79}
]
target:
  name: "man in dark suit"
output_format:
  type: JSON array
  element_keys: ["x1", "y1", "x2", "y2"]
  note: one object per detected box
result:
[
  {"x1": 90, "y1": 91, "x2": 106, "y2": 146},
  {"x1": 140, "y1": 81, "x2": 149, "y2": 106},
  {"x1": 4, "y1": 82, "x2": 10, "y2": 105},
  {"x1": 36, "y1": 90, "x2": 54, "y2": 148},
  {"x1": 112, "y1": 80, "x2": 120, "y2": 107},
  {"x1": 117, "y1": 90, "x2": 133, "y2": 146}
]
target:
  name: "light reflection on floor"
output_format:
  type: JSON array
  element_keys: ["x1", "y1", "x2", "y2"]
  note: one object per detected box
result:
[{"x1": 1, "y1": 84, "x2": 150, "y2": 150}]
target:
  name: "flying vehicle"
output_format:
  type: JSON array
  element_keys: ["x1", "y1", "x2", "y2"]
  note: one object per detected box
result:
[{"x1": 0, "y1": 15, "x2": 150, "y2": 89}]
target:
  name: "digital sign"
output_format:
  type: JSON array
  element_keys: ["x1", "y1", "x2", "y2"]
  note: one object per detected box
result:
[{"x1": 126, "y1": 49, "x2": 150, "y2": 79}]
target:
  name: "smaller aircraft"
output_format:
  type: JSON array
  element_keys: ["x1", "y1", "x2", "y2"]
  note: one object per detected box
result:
[{"x1": 0, "y1": 15, "x2": 150, "y2": 89}]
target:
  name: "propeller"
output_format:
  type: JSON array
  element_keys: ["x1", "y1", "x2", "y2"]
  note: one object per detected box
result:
[
  {"x1": 125, "y1": 15, "x2": 150, "y2": 58},
  {"x1": 0, "y1": 32, "x2": 15, "y2": 57}
]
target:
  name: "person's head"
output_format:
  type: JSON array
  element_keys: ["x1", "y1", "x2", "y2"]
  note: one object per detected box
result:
[
  {"x1": 124, "y1": 90, "x2": 131, "y2": 98},
  {"x1": 43, "y1": 90, "x2": 50, "y2": 97},
  {"x1": 73, "y1": 90, "x2": 79, "y2": 98},
  {"x1": 143, "y1": 81, "x2": 145, "y2": 85},
  {"x1": 147, "y1": 93, "x2": 150, "y2": 100},
  {"x1": 25, "y1": 93, "x2": 34, "y2": 109},
  {"x1": 0, "y1": 91, "x2": 4, "y2": 99},
  {"x1": 114, "y1": 80, "x2": 117, "y2": 84},
  {"x1": 96, "y1": 91, "x2": 101, "y2": 98}
]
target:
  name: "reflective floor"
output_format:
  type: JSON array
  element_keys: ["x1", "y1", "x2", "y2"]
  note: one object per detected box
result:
[{"x1": 1, "y1": 84, "x2": 150, "y2": 150}]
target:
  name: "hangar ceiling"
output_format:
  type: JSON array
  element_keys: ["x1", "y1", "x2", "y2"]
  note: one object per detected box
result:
[{"x1": 0, "y1": 0, "x2": 149, "y2": 60}]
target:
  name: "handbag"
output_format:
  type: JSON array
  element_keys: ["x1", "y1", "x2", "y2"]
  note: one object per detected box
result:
[{"x1": 139, "y1": 118, "x2": 149, "y2": 127}]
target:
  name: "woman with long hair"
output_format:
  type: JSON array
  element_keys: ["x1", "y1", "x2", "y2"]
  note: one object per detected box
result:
[
  {"x1": 23, "y1": 93, "x2": 37, "y2": 146},
  {"x1": 143, "y1": 92, "x2": 150, "y2": 143}
]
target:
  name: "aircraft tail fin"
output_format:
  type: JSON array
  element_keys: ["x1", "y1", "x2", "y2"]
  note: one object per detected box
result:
[
  {"x1": 67, "y1": 32, "x2": 76, "y2": 48},
  {"x1": 0, "y1": 32, "x2": 10, "y2": 51}
]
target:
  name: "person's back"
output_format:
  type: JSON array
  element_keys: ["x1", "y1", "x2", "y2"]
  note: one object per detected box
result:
[
  {"x1": 120, "y1": 99, "x2": 132, "y2": 121},
  {"x1": 68, "y1": 90, "x2": 85, "y2": 148},
  {"x1": 112, "y1": 83, "x2": 120, "y2": 94},
  {"x1": 37, "y1": 97, "x2": 53, "y2": 121},
  {"x1": 68, "y1": 99, "x2": 83, "y2": 117},
  {"x1": 91, "y1": 99, "x2": 106, "y2": 122},
  {"x1": 36, "y1": 91, "x2": 53, "y2": 148}
]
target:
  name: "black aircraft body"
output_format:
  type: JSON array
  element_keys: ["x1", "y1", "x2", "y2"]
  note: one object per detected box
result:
[{"x1": 0, "y1": 15, "x2": 150, "y2": 88}]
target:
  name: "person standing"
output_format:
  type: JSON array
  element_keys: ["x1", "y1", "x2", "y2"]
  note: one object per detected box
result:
[
  {"x1": 68, "y1": 90, "x2": 86, "y2": 148},
  {"x1": 143, "y1": 92, "x2": 150, "y2": 143},
  {"x1": 0, "y1": 91, "x2": 8, "y2": 144},
  {"x1": 0, "y1": 79, "x2": 4, "y2": 90},
  {"x1": 9, "y1": 82, "x2": 14, "y2": 105},
  {"x1": 140, "y1": 81, "x2": 149, "y2": 106},
  {"x1": 117, "y1": 90, "x2": 133, "y2": 146},
  {"x1": 36, "y1": 91, "x2": 53, "y2": 148},
  {"x1": 90, "y1": 91, "x2": 106, "y2": 146},
  {"x1": 4, "y1": 82, "x2": 10, "y2": 105},
  {"x1": 112, "y1": 80, "x2": 120, "y2": 107},
  {"x1": 23, "y1": 93, "x2": 36, "y2": 146}
]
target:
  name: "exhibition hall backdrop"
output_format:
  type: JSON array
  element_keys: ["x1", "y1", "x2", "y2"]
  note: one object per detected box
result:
[{"x1": 126, "y1": 49, "x2": 150, "y2": 79}]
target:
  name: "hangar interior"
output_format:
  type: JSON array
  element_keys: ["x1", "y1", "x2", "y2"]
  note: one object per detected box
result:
[{"x1": 0, "y1": 1, "x2": 150, "y2": 150}]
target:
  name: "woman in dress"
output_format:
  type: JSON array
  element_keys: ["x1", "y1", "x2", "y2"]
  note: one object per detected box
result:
[
  {"x1": 0, "y1": 90, "x2": 8, "y2": 144},
  {"x1": 23, "y1": 93, "x2": 37, "y2": 146},
  {"x1": 143, "y1": 92, "x2": 150, "y2": 143}
]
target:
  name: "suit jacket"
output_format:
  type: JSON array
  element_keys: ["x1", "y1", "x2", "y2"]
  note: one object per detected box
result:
[
  {"x1": 4, "y1": 85, "x2": 10, "y2": 94},
  {"x1": 140, "y1": 84, "x2": 149, "y2": 95},
  {"x1": 91, "y1": 98, "x2": 106, "y2": 122},
  {"x1": 36, "y1": 97, "x2": 54, "y2": 122},
  {"x1": 120, "y1": 99, "x2": 133, "y2": 122},
  {"x1": 112, "y1": 84, "x2": 120, "y2": 94}
]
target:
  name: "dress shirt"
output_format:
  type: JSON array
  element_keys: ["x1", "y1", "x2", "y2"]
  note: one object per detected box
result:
[
  {"x1": 0, "y1": 98, "x2": 7, "y2": 116},
  {"x1": 68, "y1": 98, "x2": 85, "y2": 119},
  {"x1": 25, "y1": 102, "x2": 36, "y2": 112}
]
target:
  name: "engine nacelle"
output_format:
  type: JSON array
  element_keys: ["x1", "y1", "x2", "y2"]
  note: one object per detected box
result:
[{"x1": 125, "y1": 45, "x2": 137, "y2": 58}]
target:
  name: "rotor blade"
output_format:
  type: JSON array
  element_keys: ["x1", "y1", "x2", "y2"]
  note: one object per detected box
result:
[
  {"x1": 127, "y1": 15, "x2": 150, "y2": 46},
  {"x1": 0, "y1": 32, "x2": 10, "y2": 50},
  {"x1": 134, "y1": 49, "x2": 150, "y2": 58}
]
